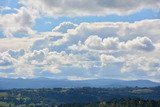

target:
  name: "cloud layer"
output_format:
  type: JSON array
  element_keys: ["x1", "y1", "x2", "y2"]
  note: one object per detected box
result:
[
  {"x1": 20, "y1": 0, "x2": 160, "y2": 16},
  {"x1": 0, "y1": 0, "x2": 159, "y2": 37},
  {"x1": 71, "y1": 36, "x2": 155, "y2": 52},
  {"x1": 0, "y1": 19, "x2": 160, "y2": 81},
  {"x1": 0, "y1": 7, "x2": 36, "y2": 37},
  {"x1": 0, "y1": 0, "x2": 160, "y2": 81}
]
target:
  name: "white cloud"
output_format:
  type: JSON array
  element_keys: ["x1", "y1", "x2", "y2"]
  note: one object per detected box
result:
[
  {"x1": 20, "y1": 0, "x2": 160, "y2": 16},
  {"x1": 121, "y1": 55, "x2": 160, "y2": 76},
  {"x1": 14, "y1": 64, "x2": 35, "y2": 77},
  {"x1": 0, "y1": 0, "x2": 159, "y2": 81},
  {"x1": 32, "y1": 19, "x2": 160, "y2": 53},
  {"x1": 27, "y1": 50, "x2": 46, "y2": 64},
  {"x1": 84, "y1": 36, "x2": 120, "y2": 51},
  {"x1": 69, "y1": 36, "x2": 155, "y2": 52},
  {"x1": 42, "y1": 66, "x2": 61, "y2": 74},
  {"x1": 121, "y1": 37, "x2": 155, "y2": 52},
  {"x1": 0, "y1": 19, "x2": 160, "y2": 80},
  {"x1": 4, "y1": 48, "x2": 94, "y2": 77},
  {"x1": 0, "y1": 37, "x2": 41, "y2": 52},
  {"x1": 100, "y1": 54, "x2": 123, "y2": 66},
  {"x1": 84, "y1": 35, "x2": 103, "y2": 50},
  {"x1": 42, "y1": 20, "x2": 158, "y2": 53},
  {"x1": 1, "y1": 0, "x2": 159, "y2": 38},
  {"x1": 0, "y1": 7, "x2": 36, "y2": 37},
  {"x1": 44, "y1": 51, "x2": 92, "y2": 69},
  {"x1": 0, "y1": 50, "x2": 34, "y2": 77},
  {"x1": 30, "y1": 35, "x2": 64, "y2": 51},
  {"x1": 67, "y1": 76, "x2": 95, "y2": 81},
  {"x1": 52, "y1": 22, "x2": 77, "y2": 33},
  {"x1": 0, "y1": 52, "x2": 15, "y2": 67}
]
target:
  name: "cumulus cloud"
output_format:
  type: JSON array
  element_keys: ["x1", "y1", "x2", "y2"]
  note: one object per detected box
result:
[
  {"x1": 0, "y1": 48, "x2": 94, "y2": 77},
  {"x1": 99, "y1": 54, "x2": 160, "y2": 78},
  {"x1": 69, "y1": 36, "x2": 155, "y2": 52},
  {"x1": 0, "y1": 37, "x2": 40, "y2": 52},
  {"x1": 121, "y1": 55, "x2": 160, "y2": 76},
  {"x1": 31, "y1": 19, "x2": 160, "y2": 53},
  {"x1": 30, "y1": 36, "x2": 64, "y2": 51},
  {"x1": 14, "y1": 65, "x2": 35, "y2": 77},
  {"x1": 0, "y1": 0, "x2": 160, "y2": 81},
  {"x1": 0, "y1": 50, "x2": 34, "y2": 77},
  {"x1": 43, "y1": 51, "x2": 92, "y2": 69},
  {"x1": 0, "y1": 52, "x2": 16, "y2": 68},
  {"x1": 20, "y1": 0, "x2": 160, "y2": 16},
  {"x1": 52, "y1": 22, "x2": 77, "y2": 33},
  {"x1": 84, "y1": 35, "x2": 103, "y2": 50},
  {"x1": 1, "y1": 0, "x2": 160, "y2": 37},
  {"x1": 0, "y1": 19, "x2": 160, "y2": 80},
  {"x1": 121, "y1": 37, "x2": 155, "y2": 52},
  {"x1": 84, "y1": 36, "x2": 119, "y2": 50},
  {"x1": 27, "y1": 50, "x2": 46, "y2": 64},
  {"x1": 0, "y1": 7, "x2": 36, "y2": 37},
  {"x1": 50, "y1": 20, "x2": 158, "y2": 51},
  {"x1": 100, "y1": 54, "x2": 123, "y2": 66}
]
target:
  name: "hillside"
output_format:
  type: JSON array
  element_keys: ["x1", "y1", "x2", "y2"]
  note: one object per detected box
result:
[{"x1": 0, "y1": 78, "x2": 160, "y2": 89}]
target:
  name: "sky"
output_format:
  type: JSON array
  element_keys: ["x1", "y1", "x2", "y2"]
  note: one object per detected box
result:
[{"x1": 0, "y1": 0, "x2": 160, "y2": 81}]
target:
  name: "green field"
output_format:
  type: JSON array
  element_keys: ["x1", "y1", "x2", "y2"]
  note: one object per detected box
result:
[{"x1": 0, "y1": 92, "x2": 8, "y2": 97}]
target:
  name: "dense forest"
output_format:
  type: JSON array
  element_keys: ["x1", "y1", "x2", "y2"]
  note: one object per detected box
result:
[
  {"x1": 59, "y1": 99, "x2": 160, "y2": 107},
  {"x1": 0, "y1": 87, "x2": 160, "y2": 107}
]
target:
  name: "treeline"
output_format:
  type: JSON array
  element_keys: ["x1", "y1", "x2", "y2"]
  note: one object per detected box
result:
[
  {"x1": 0, "y1": 87, "x2": 160, "y2": 106},
  {"x1": 0, "y1": 99, "x2": 160, "y2": 107},
  {"x1": 59, "y1": 99, "x2": 160, "y2": 107}
]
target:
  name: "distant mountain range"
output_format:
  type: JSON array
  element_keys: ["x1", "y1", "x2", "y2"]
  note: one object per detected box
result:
[{"x1": 0, "y1": 78, "x2": 160, "y2": 89}]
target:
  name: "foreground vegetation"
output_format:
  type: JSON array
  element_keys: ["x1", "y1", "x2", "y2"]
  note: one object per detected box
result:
[
  {"x1": 0, "y1": 87, "x2": 160, "y2": 107},
  {"x1": 59, "y1": 99, "x2": 160, "y2": 107}
]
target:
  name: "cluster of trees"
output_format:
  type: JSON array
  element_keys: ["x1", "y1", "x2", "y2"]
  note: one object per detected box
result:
[
  {"x1": 60, "y1": 99, "x2": 160, "y2": 107},
  {"x1": 0, "y1": 87, "x2": 160, "y2": 106},
  {"x1": 0, "y1": 99, "x2": 160, "y2": 107}
]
